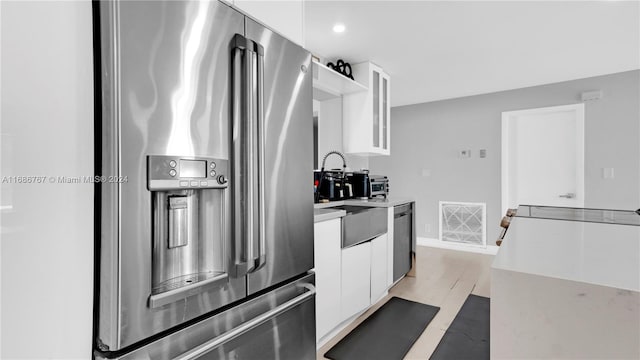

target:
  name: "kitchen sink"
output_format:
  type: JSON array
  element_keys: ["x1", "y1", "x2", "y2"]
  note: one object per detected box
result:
[
  {"x1": 330, "y1": 205, "x2": 376, "y2": 214},
  {"x1": 330, "y1": 205, "x2": 388, "y2": 248}
]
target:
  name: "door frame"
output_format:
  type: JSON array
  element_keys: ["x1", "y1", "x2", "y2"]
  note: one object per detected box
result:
[{"x1": 501, "y1": 103, "x2": 585, "y2": 213}]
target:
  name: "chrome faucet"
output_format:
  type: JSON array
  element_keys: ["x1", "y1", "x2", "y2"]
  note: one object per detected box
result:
[{"x1": 320, "y1": 150, "x2": 347, "y2": 173}]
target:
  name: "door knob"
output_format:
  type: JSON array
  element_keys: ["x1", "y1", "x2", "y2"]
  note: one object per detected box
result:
[{"x1": 559, "y1": 193, "x2": 575, "y2": 199}]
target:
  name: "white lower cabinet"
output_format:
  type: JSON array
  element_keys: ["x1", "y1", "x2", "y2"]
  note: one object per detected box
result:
[
  {"x1": 314, "y1": 219, "x2": 342, "y2": 341},
  {"x1": 370, "y1": 234, "x2": 388, "y2": 303},
  {"x1": 341, "y1": 242, "x2": 372, "y2": 320},
  {"x1": 341, "y1": 233, "x2": 389, "y2": 320},
  {"x1": 315, "y1": 217, "x2": 392, "y2": 345}
]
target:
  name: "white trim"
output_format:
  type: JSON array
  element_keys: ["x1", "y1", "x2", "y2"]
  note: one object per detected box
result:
[
  {"x1": 501, "y1": 113, "x2": 510, "y2": 215},
  {"x1": 501, "y1": 103, "x2": 586, "y2": 214},
  {"x1": 418, "y1": 237, "x2": 499, "y2": 255},
  {"x1": 300, "y1": 0, "x2": 305, "y2": 48}
]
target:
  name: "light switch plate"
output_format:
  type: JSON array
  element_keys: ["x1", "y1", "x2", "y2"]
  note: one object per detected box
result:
[{"x1": 602, "y1": 167, "x2": 615, "y2": 179}]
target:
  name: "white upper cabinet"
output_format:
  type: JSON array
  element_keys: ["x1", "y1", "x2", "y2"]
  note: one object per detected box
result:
[
  {"x1": 232, "y1": 0, "x2": 304, "y2": 46},
  {"x1": 343, "y1": 62, "x2": 391, "y2": 156}
]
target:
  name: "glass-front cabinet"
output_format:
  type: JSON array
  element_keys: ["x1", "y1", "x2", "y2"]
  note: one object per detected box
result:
[{"x1": 343, "y1": 62, "x2": 391, "y2": 155}]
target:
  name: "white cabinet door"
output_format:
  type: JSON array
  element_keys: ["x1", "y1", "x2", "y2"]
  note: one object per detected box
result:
[
  {"x1": 314, "y1": 219, "x2": 342, "y2": 341},
  {"x1": 233, "y1": 0, "x2": 304, "y2": 46},
  {"x1": 372, "y1": 68, "x2": 381, "y2": 150},
  {"x1": 370, "y1": 234, "x2": 388, "y2": 303},
  {"x1": 343, "y1": 62, "x2": 391, "y2": 156},
  {"x1": 381, "y1": 73, "x2": 390, "y2": 153},
  {"x1": 341, "y1": 242, "x2": 372, "y2": 320}
]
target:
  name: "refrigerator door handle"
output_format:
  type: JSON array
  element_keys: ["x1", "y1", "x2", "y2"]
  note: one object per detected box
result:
[
  {"x1": 173, "y1": 283, "x2": 316, "y2": 360},
  {"x1": 232, "y1": 34, "x2": 259, "y2": 276},
  {"x1": 255, "y1": 44, "x2": 267, "y2": 271}
]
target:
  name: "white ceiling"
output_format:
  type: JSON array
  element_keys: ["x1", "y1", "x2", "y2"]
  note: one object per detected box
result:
[{"x1": 304, "y1": 1, "x2": 640, "y2": 107}]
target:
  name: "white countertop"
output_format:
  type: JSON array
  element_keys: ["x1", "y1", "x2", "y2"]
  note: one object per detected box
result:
[
  {"x1": 492, "y1": 216, "x2": 640, "y2": 292},
  {"x1": 313, "y1": 208, "x2": 346, "y2": 223},
  {"x1": 314, "y1": 197, "x2": 414, "y2": 209}
]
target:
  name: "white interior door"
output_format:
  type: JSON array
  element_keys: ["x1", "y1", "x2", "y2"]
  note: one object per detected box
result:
[{"x1": 502, "y1": 104, "x2": 585, "y2": 212}]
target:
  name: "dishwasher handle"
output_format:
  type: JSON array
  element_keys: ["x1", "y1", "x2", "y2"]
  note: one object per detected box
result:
[
  {"x1": 394, "y1": 203, "x2": 412, "y2": 216},
  {"x1": 394, "y1": 203, "x2": 412, "y2": 219}
]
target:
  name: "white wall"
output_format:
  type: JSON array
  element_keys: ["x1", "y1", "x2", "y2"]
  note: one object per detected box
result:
[
  {"x1": 1, "y1": 1, "x2": 94, "y2": 358},
  {"x1": 316, "y1": 98, "x2": 369, "y2": 172}
]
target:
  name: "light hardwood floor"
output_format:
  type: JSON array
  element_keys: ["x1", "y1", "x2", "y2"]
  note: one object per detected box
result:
[{"x1": 316, "y1": 246, "x2": 494, "y2": 360}]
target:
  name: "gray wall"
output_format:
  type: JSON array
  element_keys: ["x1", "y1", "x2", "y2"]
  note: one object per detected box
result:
[{"x1": 370, "y1": 70, "x2": 640, "y2": 242}]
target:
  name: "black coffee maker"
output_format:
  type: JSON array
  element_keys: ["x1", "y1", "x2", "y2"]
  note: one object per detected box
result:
[
  {"x1": 315, "y1": 170, "x2": 348, "y2": 201},
  {"x1": 346, "y1": 170, "x2": 371, "y2": 199}
]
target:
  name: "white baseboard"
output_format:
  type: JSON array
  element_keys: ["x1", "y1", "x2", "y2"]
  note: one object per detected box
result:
[{"x1": 417, "y1": 237, "x2": 499, "y2": 255}]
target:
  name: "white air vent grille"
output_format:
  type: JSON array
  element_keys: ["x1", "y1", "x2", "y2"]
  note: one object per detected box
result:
[{"x1": 439, "y1": 201, "x2": 486, "y2": 247}]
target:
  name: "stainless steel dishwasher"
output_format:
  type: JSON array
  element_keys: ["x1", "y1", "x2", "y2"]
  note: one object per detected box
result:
[{"x1": 393, "y1": 202, "x2": 415, "y2": 282}]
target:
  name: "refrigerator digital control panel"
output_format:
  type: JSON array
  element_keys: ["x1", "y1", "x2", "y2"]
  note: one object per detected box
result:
[{"x1": 147, "y1": 155, "x2": 228, "y2": 190}]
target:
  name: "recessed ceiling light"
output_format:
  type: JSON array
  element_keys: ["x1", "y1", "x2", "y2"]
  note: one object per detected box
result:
[{"x1": 333, "y1": 23, "x2": 346, "y2": 33}]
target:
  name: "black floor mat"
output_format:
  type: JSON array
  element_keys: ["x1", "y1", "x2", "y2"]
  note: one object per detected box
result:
[
  {"x1": 324, "y1": 297, "x2": 440, "y2": 360},
  {"x1": 430, "y1": 294, "x2": 490, "y2": 360}
]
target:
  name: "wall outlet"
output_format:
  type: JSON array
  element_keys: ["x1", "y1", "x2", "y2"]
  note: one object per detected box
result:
[
  {"x1": 425, "y1": 224, "x2": 432, "y2": 233},
  {"x1": 479, "y1": 149, "x2": 487, "y2": 158},
  {"x1": 459, "y1": 149, "x2": 471, "y2": 158}
]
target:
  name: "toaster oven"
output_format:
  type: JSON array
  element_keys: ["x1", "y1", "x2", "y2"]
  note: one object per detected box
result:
[{"x1": 369, "y1": 175, "x2": 389, "y2": 198}]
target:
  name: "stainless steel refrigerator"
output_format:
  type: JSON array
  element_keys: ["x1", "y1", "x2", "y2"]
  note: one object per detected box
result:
[{"x1": 93, "y1": 1, "x2": 315, "y2": 358}]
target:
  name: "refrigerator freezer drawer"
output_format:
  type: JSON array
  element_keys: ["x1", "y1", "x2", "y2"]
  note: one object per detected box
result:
[
  {"x1": 178, "y1": 290, "x2": 315, "y2": 360},
  {"x1": 96, "y1": 273, "x2": 316, "y2": 360}
]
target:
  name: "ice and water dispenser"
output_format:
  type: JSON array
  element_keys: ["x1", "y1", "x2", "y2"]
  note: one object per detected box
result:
[{"x1": 147, "y1": 155, "x2": 229, "y2": 308}]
